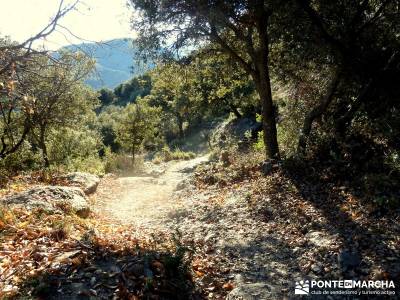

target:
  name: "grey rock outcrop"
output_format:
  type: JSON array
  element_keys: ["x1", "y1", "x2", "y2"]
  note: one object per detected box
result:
[
  {"x1": 62, "y1": 172, "x2": 100, "y2": 194},
  {"x1": 2, "y1": 186, "x2": 90, "y2": 217}
]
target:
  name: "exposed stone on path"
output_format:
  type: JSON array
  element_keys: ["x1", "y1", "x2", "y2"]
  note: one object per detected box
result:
[
  {"x1": 226, "y1": 282, "x2": 278, "y2": 300},
  {"x1": 62, "y1": 172, "x2": 100, "y2": 194},
  {"x1": 305, "y1": 230, "x2": 338, "y2": 248},
  {"x1": 2, "y1": 186, "x2": 90, "y2": 217}
]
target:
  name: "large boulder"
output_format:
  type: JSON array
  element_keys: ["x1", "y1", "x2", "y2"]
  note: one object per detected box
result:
[
  {"x1": 1, "y1": 186, "x2": 90, "y2": 217},
  {"x1": 62, "y1": 172, "x2": 100, "y2": 195}
]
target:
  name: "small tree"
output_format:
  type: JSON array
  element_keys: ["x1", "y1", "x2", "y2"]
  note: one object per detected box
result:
[
  {"x1": 148, "y1": 63, "x2": 196, "y2": 139},
  {"x1": 0, "y1": 0, "x2": 81, "y2": 160},
  {"x1": 26, "y1": 51, "x2": 97, "y2": 167},
  {"x1": 116, "y1": 98, "x2": 160, "y2": 163}
]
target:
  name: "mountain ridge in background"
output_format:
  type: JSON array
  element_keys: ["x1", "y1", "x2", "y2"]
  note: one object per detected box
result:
[{"x1": 62, "y1": 38, "x2": 152, "y2": 90}]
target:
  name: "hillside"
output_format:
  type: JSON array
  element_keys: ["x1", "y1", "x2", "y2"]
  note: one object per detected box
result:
[{"x1": 63, "y1": 38, "x2": 152, "y2": 89}]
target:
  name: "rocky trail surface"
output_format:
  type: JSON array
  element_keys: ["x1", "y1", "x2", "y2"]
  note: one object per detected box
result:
[
  {"x1": 92, "y1": 156, "x2": 306, "y2": 299},
  {"x1": 93, "y1": 154, "x2": 400, "y2": 299},
  {"x1": 93, "y1": 156, "x2": 209, "y2": 232}
]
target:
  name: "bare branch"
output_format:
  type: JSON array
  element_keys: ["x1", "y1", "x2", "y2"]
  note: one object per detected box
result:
[{"x1": 296, "y1": 0, "x2": 347, "y2": 55}]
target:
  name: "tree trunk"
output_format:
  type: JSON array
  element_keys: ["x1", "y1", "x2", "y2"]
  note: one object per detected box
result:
[
  {"x1": 253, "y1": 6, "x2": 280, "y2": 160},
  {"x1": 298, "y1": 67, "x2": 341, "y2": 152},
  {"x1": 39, "y1": 125, "x2": 50, "y2": 168},
  {"x1": 254, "y1": 75, "x2": 280, "y2": 160}
]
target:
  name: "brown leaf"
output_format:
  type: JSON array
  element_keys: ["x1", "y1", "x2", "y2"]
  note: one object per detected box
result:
[{"x1": 222, "y1": 282, "x2": 234, "y2": 290}]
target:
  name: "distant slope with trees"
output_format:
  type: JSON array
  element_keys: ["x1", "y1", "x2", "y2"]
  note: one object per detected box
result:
[{"x1": 62, "y1": 38, "x2": 153, "y2": 89}]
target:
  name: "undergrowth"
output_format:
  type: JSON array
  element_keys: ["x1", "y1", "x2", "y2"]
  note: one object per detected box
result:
[{"x1": 153, "y1": 146, "x2": 196, "y2": 164}]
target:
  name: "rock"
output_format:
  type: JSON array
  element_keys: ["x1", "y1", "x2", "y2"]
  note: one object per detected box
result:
[
  {"x1": 2, "y1": 186, "x2": 90, "y2": 217},
  {"x1": 311, "y1": 263, "x2": 323, "y2": 274},
  {"x1": 62, "y1": 172, "x2": 100, "y2": 194},
  {"x1": 338, "y1": 250, "x2": 361, "y2": 271},
  {"x1": 237, "y1": 140, "x2": 250, "y2": 152},
  {"x1": 204, "y1": 232, "x2": 216, "y2": 243},
  {"x1": 206, "y1": 174, "x2": 219, "y2": 185},
  {"x1": 226, "y1": 282, "x2": 277, "y2": 300},
  {"x1": 305, "y1": 231, "x2": 336, "y2": 248},
  {"x1": 211, "y1": 117, "x2": 261, "y2": 148},
  {"x1": 70, "y1": 282, "x2": 87, "y2": 296},
  {"x1": 90, "y1": 277, "x2": 96, "y2": 286},
  {"x1": 149, "y1": 169, "x2": 165, "y2": 178},
  {"x1": 176, "y1": 179, "x2": 190, "y2": 191}
]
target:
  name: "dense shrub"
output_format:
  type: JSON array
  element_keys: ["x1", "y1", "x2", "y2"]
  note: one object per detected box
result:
[{"x1": 153, "y1": 146, "x2": 196, "y2": 164}]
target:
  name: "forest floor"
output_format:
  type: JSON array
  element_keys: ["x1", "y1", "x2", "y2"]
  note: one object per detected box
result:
[
  {"x1": 0, "y1": 157, "x2": 207, "y2": 300},
  {"x1": 1, "y1": 153, "x2": 399, "y2": 299},
  {"x1": 93, "y1": 153, "x2": 400, "y2": 299}
]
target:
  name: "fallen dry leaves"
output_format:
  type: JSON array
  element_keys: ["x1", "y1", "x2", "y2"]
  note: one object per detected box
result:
[{"x1": 0, "y1": 206, "x2": 200, "y2": 299}]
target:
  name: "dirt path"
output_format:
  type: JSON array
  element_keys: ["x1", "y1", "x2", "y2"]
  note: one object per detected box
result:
[{"x1": 93, "y1": 155, "x2": 208, "y2": 231}]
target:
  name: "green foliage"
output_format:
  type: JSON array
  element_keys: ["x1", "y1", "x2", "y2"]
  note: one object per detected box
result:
[
  {"x1": 253, "y1": 131, "x2": 265, "y2": 152},
  {"x1": 0, "y1": 141, "x2": 42, "y2": 173},
  {"x1": 190, "y1": 51, "x2": 258, "y2": 118},
  {"x1": 147, "y1": 62, "x2": 197, "y2": 139},
  {"x1": 116, "y1": 98, "x2": 161, "y2": 162},
  {"x1": 98, "y1": 88, "x2": 116, "y2": 108},
  {"x1": 96, "y1": 105, "x2": 124, "y2": 152},
  {"x1": 0, "y1": 43, "x2": 104, "y2": 175},
  {"x1": 113, "y1": 74, "x2": 152, "y2": 106},
  {"x1": 274, "y1": 86, "x2": 304, "y2": 157},
  {"x1": 3, "y1": 0, "x2": 399, "y2": 211},
  {"x1": 46, "y1": 127, "x2": 104, "y2": 175},
  {"x1": 153, "y1": 146, "x2": 196, "y2": 164}
]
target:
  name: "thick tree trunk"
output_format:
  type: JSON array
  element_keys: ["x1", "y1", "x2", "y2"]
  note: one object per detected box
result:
[
  {"x1": 254, "y1": 74, "x2": 280, "y2": 160},
  {"x1": 253, "y1": 6, "x2": 280, "y2": 160},
  {"x1": 251, "y1": 0, "x2": 280, "y2": 159}
]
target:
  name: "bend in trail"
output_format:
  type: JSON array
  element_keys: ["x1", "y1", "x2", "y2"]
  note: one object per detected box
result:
[{"x1": 93, "y1": 155, "x2": 208, "y2": 232}]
